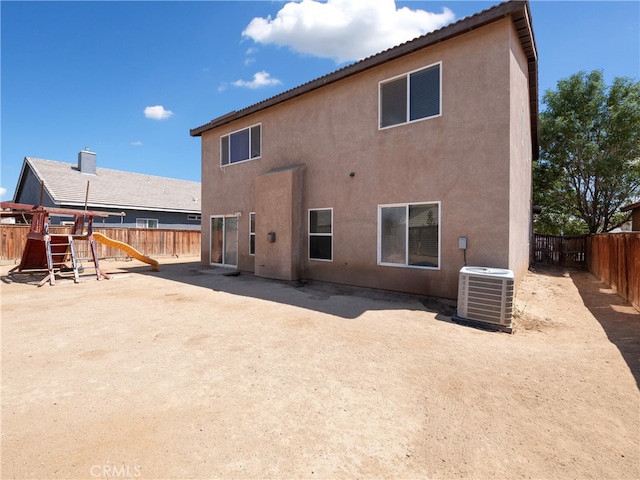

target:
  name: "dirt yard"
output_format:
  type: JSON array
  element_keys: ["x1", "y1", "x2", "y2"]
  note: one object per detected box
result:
[{"x1": 1, "y1": 257, "x2": 638, "y2": 479}]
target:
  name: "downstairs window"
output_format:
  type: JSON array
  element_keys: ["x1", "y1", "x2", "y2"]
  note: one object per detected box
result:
[
  {"x1": 309, "y1": 208, "x2": 333, "y2": 261},
  {"x1": 378, "y1": 202, "x2": 440, "y2": 268}
]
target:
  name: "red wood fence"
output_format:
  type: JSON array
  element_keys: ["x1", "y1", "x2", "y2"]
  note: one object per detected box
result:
[
  {"x1": 587, "y1": 233, "x2": 640, "y2": 311},
  {"x1": 0, "y1": 225, "x2": 201, "y2": 263}
]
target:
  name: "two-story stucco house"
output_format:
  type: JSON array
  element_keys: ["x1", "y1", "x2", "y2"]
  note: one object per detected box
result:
[{"x1": 191, "y1": 0, "x2": 538, "y2": 299}]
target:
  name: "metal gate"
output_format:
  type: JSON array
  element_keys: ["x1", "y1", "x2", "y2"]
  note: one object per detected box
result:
[{"x1": 533, "y1": 234, "x2": 587, "y2": 268}]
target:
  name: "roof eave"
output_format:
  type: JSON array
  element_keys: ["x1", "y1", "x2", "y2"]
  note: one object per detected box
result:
[
  {"x1": 621, "y1": 201, "x2": 640, "y2": 212},
  {"x1": 59, "y1": 201, "x2": 201, "y2": 214},
  {"x1": 13, "y1": 158, "x2": 42, "y2": 202},
  {"x1": 190, "y1": 0, "x2": 537, "y2": 143}
]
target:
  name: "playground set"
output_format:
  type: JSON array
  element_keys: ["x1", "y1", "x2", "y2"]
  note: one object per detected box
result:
[{"x1": 1, "y1": 201, "x2": 159, "y2": 286}]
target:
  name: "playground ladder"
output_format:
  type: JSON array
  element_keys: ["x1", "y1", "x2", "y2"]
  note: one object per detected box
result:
[
  {"x1": 3, "y1": 203, "x2": 119, "y2": 287},
  {"x1": 42, "y1": 234, "x2": 105, "y2": 286}
]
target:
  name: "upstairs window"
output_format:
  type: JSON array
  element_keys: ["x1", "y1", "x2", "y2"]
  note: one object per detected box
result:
[
  {"x1": 221, "y1": 124, "x2": 261, "y2": 166},
  {"x1": 379, "y1": 63, "x2": 441, "y2": 129}
]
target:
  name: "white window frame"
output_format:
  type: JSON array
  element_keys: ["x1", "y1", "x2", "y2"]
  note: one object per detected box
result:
[
  {"x1": 220, "y1": 123, "x2": 262, "y2": 167},
  {"x1": 377, "y1": 201, "x2": 441, "y2": 270},
  {"x1": 378, "y1": 62, "x2": 442, "y2": 130},
  {"x1": 187, "y1": 214, "x2": 201, "y2": 221},
  {"x1": 249, "y1": 212, "x2": 256, "y2": 256},
  {"x1": 308, "y1": 208, "x2": 333, "y2": 262},
  {"x1": 136, "y1": 218, "x2": 159, "y2": 229},
  {"x1": 209, "y1": 215, "x2": 238, "y2": 267}
]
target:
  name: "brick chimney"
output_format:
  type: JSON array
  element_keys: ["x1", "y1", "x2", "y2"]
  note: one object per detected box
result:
[{"x1": 78, "y1": 148, "x2": 96, "y2": 175}]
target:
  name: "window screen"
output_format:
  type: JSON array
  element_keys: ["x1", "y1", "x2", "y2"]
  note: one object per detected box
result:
[
  {"x1": 410, "y1": 65, "x2": 440, "y2": 121},
  {"x1": 379, "y1": 63, "x2": 441, "y2": 128},
  {"x1": 379, "y1": 203, "x2": 440, "y2": 268},
  {"x1": 230, "y1": 129, "x2": 250, "y2": 163},
  {"x1": 380, "y1": 206, "x2": 406, "y2": 264},
  {"x1": 380, "y1": 78, "x2": 407, "y2": 128},
  {"x1": 249, "y1": 212, "x2": 256, "y2": 255},
  {"x1": 251, "y1": 125, "x2": 261, "y2": 158},
  {"x1": 221, "y1": 136, "x2": 230, "y2": 166},
  {"x1": 309, "y1": 209, "x2": 333, "y2": 261}
]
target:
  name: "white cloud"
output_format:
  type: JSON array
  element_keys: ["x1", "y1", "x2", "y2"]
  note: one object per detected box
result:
[
  {"x1": 131, "y1": 141, "x2": 143, "y2": 146},
  {"x1": 0, "y1": 187, "x2": 6, "y2": 198},
  {"x1": 144, "y1": 105, "x2": 174, "y2": 120},
  {"x1": 242, "y1": 0, "x2": 455, "y2": 64},
  {"x1": 232, "y1": 71, "x2": 282, "y2": 89}
]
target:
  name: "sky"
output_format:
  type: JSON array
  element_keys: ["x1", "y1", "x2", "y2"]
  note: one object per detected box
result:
[{"x1": 1, "y1": 0, "x2": 639, "y2": 200}]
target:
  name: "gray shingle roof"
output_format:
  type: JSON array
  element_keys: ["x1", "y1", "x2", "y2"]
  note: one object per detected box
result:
[{"x1": 21, "y1": 157, "x2": 201, "y2": 213}]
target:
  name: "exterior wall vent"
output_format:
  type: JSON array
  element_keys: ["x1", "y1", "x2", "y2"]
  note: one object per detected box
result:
[{"x1": 453, "y1": 266, "x2": 514, "y2": 333}]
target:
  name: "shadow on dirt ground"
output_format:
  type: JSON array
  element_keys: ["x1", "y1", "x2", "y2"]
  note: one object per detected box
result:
[
  {"x1": 531, "y1": 264, "x2": 640, "y2": 388},
  {"x1": 571, "y1": 271, "x2": 640, "y2": 388},
  {"x1": 47, "y1": 258, "x2": 458, "y2": 322}
]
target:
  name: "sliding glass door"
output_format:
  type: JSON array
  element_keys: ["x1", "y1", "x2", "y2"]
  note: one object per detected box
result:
[{"x1": 210, "y1": 215, "x2": 238, "y2": 267}]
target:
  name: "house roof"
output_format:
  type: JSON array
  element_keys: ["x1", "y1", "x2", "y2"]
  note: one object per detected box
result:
[
  {"x1": 15, "y1": 157, "x2": 201, "y2": 213},
  {"x1": 621, "y1": 201, "x2": 640, "y2": 212},
  {"x1": 190, "y1": 0, "x2": 538, "y2": 157}
]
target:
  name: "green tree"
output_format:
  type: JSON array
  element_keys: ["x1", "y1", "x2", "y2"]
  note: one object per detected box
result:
[{"x1": 534, "y1": 70, "x2": 640, "y2": 234}]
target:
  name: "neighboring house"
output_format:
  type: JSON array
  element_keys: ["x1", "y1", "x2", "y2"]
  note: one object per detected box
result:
[
  {"x1": 12, "y1": 150, "x2": 201, "y2": 230},
  {"x1": 621, "y1": 201, "x2": 640, "y2": 231},
  {"x1": 190, "y1": 0, "x2": 538, "y2": 299}
]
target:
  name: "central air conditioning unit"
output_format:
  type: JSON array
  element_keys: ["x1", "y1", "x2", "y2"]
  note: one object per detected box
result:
[{"x1": 453, "y1": 266, "x2": 514, "y2": 333}]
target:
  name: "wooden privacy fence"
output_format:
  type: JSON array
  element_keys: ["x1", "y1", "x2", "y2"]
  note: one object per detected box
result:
[
  {"x1": 0, "y1": 225, "x2": 201, "y2": 263},
  {"x1": 533, "y1": 234, "x2": 587, "y2": 268},
  {"x1": 587, "y1": 232, "x2": 640, "y2": 311}
]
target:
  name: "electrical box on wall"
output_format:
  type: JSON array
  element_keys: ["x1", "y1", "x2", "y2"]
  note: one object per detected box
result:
[
  {"x1": 268, "y1": 231, "x2": 276, "y2": 243},
  {"x1": 459, "y1": 237, "x2": 467, "y2": 249}
]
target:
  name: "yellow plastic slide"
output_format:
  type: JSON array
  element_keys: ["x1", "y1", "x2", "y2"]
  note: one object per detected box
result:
[{"x1": 93, "y1": 232, "x2": 160, "y2": 271}]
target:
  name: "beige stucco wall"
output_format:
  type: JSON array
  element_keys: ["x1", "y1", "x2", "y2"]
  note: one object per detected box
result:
[
  {"x1": 200, "y1": 17, "x2": 533, "y2": 299},
  {"x1": 508, "y1": 20, "x2": 534, "y2": 287},
  {"x1": 254, "y1": 165, "x2": 305, "y2": 281}
]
